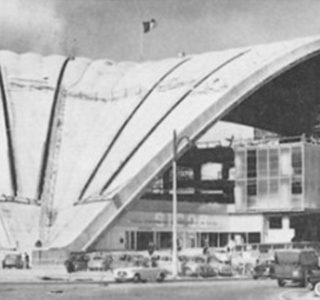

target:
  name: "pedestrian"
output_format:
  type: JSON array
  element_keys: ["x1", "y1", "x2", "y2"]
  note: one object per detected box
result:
[
  {"x1": 64, "y1": 256, "x2": 75, "y2": 274},
  {"x1": 147, "y1": 241, "x2": 155, "y2": 256},
  {"x1": 24, "y1": 252, "x2": 30, "y2": 269}
]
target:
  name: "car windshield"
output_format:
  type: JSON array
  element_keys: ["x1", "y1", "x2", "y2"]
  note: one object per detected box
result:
[
  {"x1": 160, "y1": 256, "x2": 171, "y2": 261},
  {"x1": 193, "y1": 257, "x2": 205, "y2": 263},
  {"x1": 6, "y1": 254, "x2": 19, "y2": 259}
]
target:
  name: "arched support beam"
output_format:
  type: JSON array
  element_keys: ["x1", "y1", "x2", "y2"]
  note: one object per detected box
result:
[
  {"x1": 0, "y1": 67, "x2": 18, "y2": 196},
  {"x1": 78, "y1": 58, "x2": 191, "y2": 201},
  {"x1": 98, "y1": 50, "x2": 249, "y2": 196},
  {"x1": 37, "y1": 57, "x2": 73, "y2": 200}
]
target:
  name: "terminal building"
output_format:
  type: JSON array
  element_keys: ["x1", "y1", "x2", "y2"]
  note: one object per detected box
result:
[
  {"x1": 92, "y1": 134, "x2": 320, "y2": 252},
  {"x1": 1, "y1": 36, "x2": 320, "y2": 262}
]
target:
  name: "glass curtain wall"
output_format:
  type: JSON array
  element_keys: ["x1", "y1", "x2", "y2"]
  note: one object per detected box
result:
[{"x1": 235, "y1": 143, "x2": 303, "y2": 211}]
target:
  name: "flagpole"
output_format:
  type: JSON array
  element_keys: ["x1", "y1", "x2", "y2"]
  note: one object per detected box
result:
[
  {"x1": 139, "y1": 25, "x2": 144, "y2": 61},
  {"x1": 140, "y1": 19, "x2": 156, "y2": 61}
]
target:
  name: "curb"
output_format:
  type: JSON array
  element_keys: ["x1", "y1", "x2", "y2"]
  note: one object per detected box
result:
[{"x1": 0, "y1": 275, "x2": 252, "y2": 285}]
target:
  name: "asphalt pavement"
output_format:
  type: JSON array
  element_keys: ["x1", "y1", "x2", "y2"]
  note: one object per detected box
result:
[
  {"x1": 0, "y1": 279, "x2": 292, "y2": 300},
  {"x1": 0, "y1": 267, "x2": 317, "y2": 300},
  {"x1": 0, "y1": 266, "x2": 249, "y2": 283}
]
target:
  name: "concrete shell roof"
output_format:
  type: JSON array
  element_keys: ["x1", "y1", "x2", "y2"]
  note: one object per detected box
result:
[{"x1": 1, "y1": 36, "x2": 320, "y2": 250}]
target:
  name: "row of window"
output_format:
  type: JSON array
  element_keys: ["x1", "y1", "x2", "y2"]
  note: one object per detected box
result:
[
  {"x1": 245, "y1": 177, "x2": 302, "y2": 196},
  {"x1": 124, "y1": 230, "x2": 261, "y2": 251},
  {"x1": 237, "y1": 146, "x2": 302, "y2": 179},
  {"x1": 150, "y1": 163, "x2": 233, "y2": 190}
]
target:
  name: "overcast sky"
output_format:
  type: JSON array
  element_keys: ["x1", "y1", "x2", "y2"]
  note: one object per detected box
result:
[{"x1": 0, "y1": 0, "x2": 320, "y2": 61}]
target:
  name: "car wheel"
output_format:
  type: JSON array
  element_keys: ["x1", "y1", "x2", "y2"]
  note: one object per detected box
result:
[
  {"x1": 300, "y1": 273, "x2": 308, "y2": 288},
  {"x1": 133, "y1": 273, "x2": 141, "y2": 283},
  {"x1": 300, "y1": 280, "x2": 306, "y2": 288},
  {"x1": 157, "y1": 273, "x2": 165, "y2": 283},
  {"x1": 278, "y1": 279, "x2": 285, "y2": 287},
  {"x1": 183, "y1": 267, "x2": 191, "y2": 276},
  {"x1": 314, "y1": 282, "x2": 320, "y2": 296}
]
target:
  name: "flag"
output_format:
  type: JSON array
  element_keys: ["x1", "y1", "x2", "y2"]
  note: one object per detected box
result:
[{"x1": 143, "y1": 18, "x2": 157, "y2": 33}]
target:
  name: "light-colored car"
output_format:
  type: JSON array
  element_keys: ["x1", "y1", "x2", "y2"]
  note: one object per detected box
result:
[
  {"x1": 88, "y1": 255, "x2": 105, "y2": 271},
  {"x1": 153, "y1": 254, "x2": 186, "y2": 274},
  {"x1": 181, "y1": 255, "x2": 217, "y2": 277},
  {"x1": 207, "y1": 254, "x2": 233, "y2": 277},
  {"x1": 113, "y1": 266, "x2": 167, "y2": 283}
]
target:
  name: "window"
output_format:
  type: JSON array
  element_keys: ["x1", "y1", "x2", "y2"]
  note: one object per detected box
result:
[
  {"x1": 201, "y1": 163, "x2": 222, "y2": 180},
  {"x1": 125, "y1": 231, "x2": 136, "y2": 250},
  {"x1": 236, "y1": 150, "x2": 246, "y2": 178},
  {"x1": 167, "y1": 167, "x2": 194, "y2": 182},
  {"x1": 247, "y1": 180, "x2": 257, "y2": 196},
  {"x1": 248, "y1": 232, "x2": 261, "y2": 244},
  {"x1": 200, "y1": 233, "x2": 209, "y2": 247},
  {"x1": 149, "y1": 176, "x2": 164, "y2": 192},
  {"x1": 219, "y1": 233, "x2": 229, "y2": 247},
  {"x1": 258, "y1": 179, "x2": 268, "y2": 196},
  {"x1": 199, "y1": 232, "x2": 219, "y2": 247},
  {"x1": 292, "y1": 146, "x2": 302, "y2": 175},
  {"x1": 292, "y1": 178, "x2": 302, "y2": 194},
  {"x1": 177, "y1": 166, "x2": 194, "y2": 182},
  {"x1": 269, "y1": 179, "x2": 278, "y2": 194},
  {"x1": 269, "y1": 149, "x2": 279, "y2": 177},
  {"x1": 247, "y1": 150, "x2": 257, "y2": 178},
  {"x1": 269, "y1": 217, "x2": 282, "y2": 229},
  {"x1": 258, "y1": 149, "x2": 268, "y2": 178},
  {"x1": 233, "y1": 233, "x2": 246, "y2": 244},
  {"x1": 157, "y1": 232, "x2": 172, "y2": 249},
  {"x1": 136, "y1": 232, "x2": 153, "y2": 250},
  {"x1": 280, "y1": 147, "x2": 292, "y2": 175}
]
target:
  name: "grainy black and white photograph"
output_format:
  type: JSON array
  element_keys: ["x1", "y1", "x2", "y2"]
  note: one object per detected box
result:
[{"x1": 1, "y1": 0, "x2": 320, "y2": 299}]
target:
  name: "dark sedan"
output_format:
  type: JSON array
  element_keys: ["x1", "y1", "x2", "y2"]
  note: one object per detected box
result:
[
  {"x1": 252, "y1": 260, "x2": 274, "y2": 280},
  {"x1": 2, "y1": 253, "x2": 24, "y2": 269}
]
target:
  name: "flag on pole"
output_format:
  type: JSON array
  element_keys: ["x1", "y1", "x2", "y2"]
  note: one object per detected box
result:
[{"x1": 143, "y1": 18, "x2": 157, "y2": 33}]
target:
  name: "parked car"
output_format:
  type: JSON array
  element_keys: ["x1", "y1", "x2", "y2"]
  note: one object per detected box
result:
[
  {"x1": 113, "y1": 266, "x2": 168, "y2": 283},
  {"x1": 252, "y1": 259, "x2": 275, "y2": 279},
  {"x1": 207, "y1": 254, "x2": 233, "y2": 277},
  {"x1": 88, "y1": 255, "x2": 105, "y2": 271},
  {"x1": 314, "y1": 281, "x2": 320, "y2": 297},
  {"x1": 307, "y1": 269, "x2": 320, "y2": 294},
  {"x1": 273, "y1": 249, "x2": 319, "y2": 287},
  {"x1": 2, "y1": 253, "x2": 24, "y2": 269},
  {"x1": 112, "y1": 253, "x2": 145, "y2": 269},
  {"x1": 153, "y1": 253, "x2": 186, "y2": 274},
  {"x1": 64, "y1": 252, "x2": 90, "y2": 272},
  {"x1": 181, "y1": 255, "x2": 217, "y2": 278}
]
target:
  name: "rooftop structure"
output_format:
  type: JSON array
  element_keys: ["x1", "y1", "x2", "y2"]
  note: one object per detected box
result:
[{"x1": 0, "y1": 36, "x2": 320, "y2": 256}]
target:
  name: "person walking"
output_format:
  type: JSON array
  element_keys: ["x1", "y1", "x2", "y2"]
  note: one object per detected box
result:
[{"x1": 24, "y1": 252, "x2": 30, "y2": 269}]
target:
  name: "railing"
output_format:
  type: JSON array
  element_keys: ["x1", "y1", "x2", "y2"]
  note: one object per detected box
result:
[
  {"x1": 233, "y1": 134, "x2": 320, "y2": 149},
  {"x1": 233, "y1": 241, "x2": 320, "y2": 253}
]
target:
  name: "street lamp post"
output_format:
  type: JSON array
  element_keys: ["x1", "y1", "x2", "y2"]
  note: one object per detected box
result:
[
  {"x1": 172, "y1": 130, "x2": 178, "y2": 278},
  {"x1": 172, "y1": 130, "x2": 193, "y2": 278}
]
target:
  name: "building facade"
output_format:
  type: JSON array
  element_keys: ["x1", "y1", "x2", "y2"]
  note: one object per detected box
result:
[{"x1": 86, "y1": 136, "x2": 320, "y2": 252}]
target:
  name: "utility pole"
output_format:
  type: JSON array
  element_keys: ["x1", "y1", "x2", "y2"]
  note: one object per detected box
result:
[
  {"x1": 172, "y1": 130, "x2": 178, "y2": 277},
  {"x1": 172, "y1": 130, "x2": 193, "y2": 278}
]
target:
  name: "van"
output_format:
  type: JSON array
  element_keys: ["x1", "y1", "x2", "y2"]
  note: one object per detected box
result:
[
  {"x1": 273, "y1": 249, "x2": 319, "y2": 287},
  {"x1": 2, "y1": 253, "x2": 24, "y2": 269}
]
